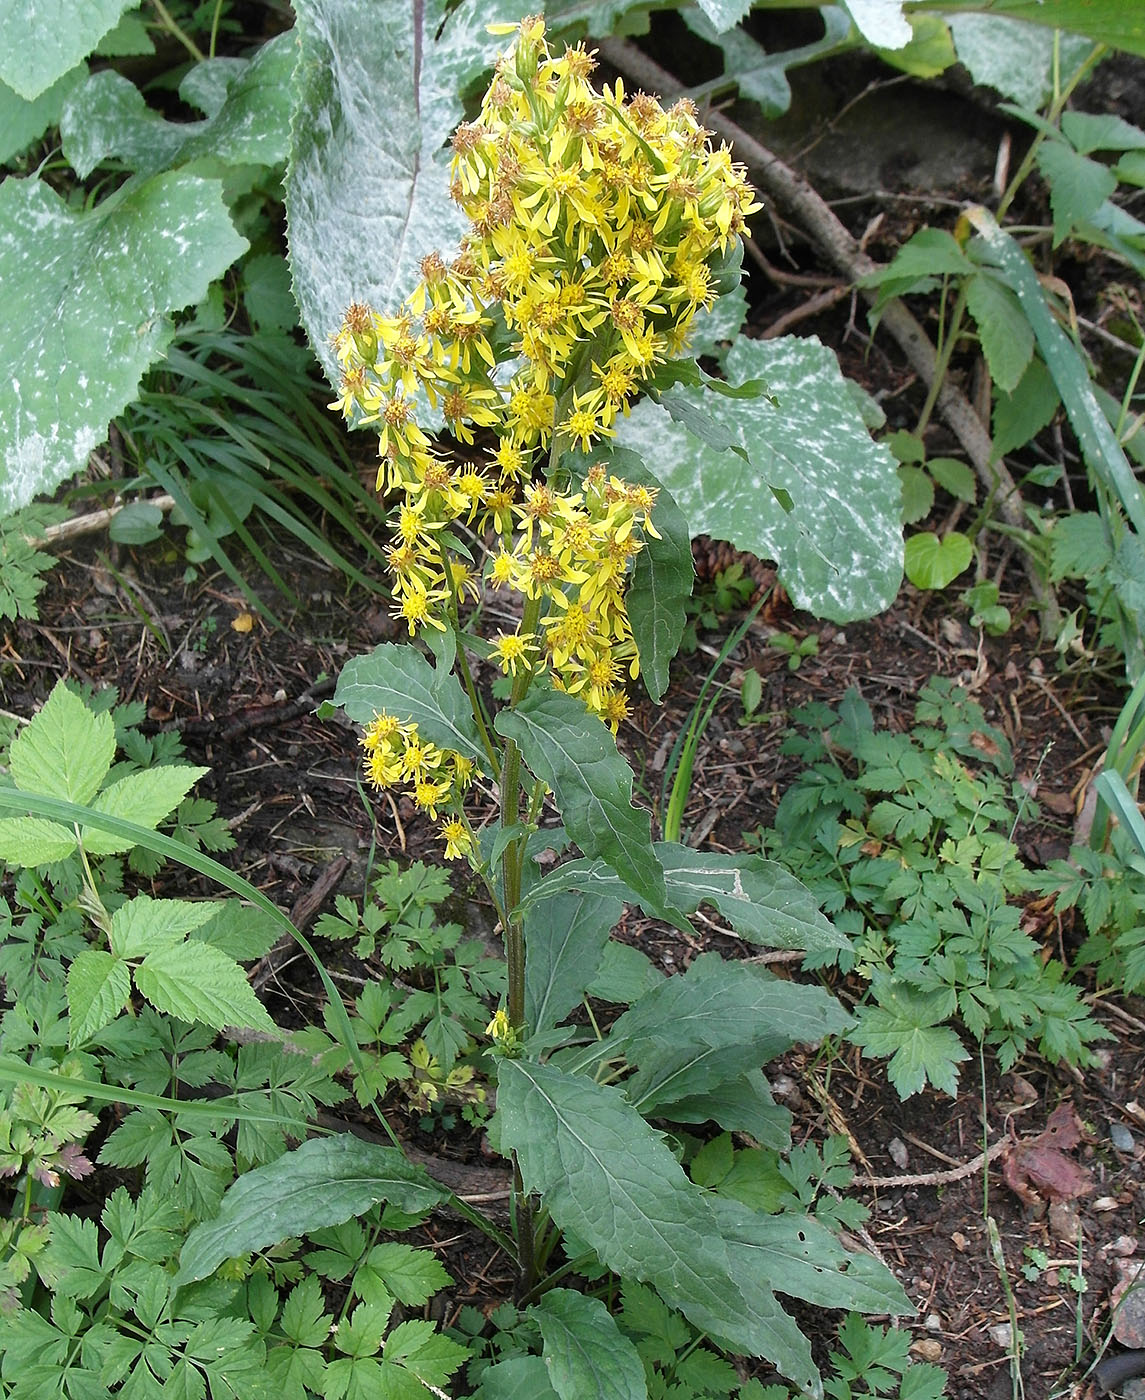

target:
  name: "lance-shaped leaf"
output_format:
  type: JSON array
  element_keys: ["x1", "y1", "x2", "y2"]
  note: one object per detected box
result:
[
  {"x1": 611, "y1": 953, "x2": 848, "y2": 1071},
  {"x1": 522, "y1": 844, "x2": 847, "y2": 955},
  {"x1": 498, "y1": 1059, "x2": 822, "y2": 1397},
  {"x1": 709, "y1": 1193, "x2": 912, "y2": 1316},
  {"x1": 0, "y1": 172, "x2": 247, "y2": 518},
  {"x1": 611, "y1": 448, "x2": 694, "y2": 704},
  {"x1": 335, "y1": 643, "x2": 485, "y2": 763},
  {"x1": 495, "y1": 690, "x2": 674, "y2": 925},
  {"x1": 177, "y1": 1134, "x2": 447, "y2": 1287},
  {"x1": 525, "y1": 890, "x2": 624, "y2": 1037},
  {"x1": 286, "y1": 0, "x2": 522, "y2": 385},
  {"x1": 0, "y1": 0, "x2": 134, "y2": 100},
  {"x1": 662, "y1": 1070, "x2": 792, "y2": 1148},
  {"x1": 530, "y1": 1290, "x2": 647, "y2": 1400},
  {"x1": 61, "y1": 34, "x2": 296, "y2": 179},
  {"x1": 616, "y1": 336, "x2": 902, "y2": 623}
]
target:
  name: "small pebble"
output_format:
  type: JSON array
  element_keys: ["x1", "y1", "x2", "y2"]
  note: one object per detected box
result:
[
  {"x1": 1105, "y1": 1237, "x2": 1140, "y2": 1259},
  {"x1": 887, "y1": 1137, "x2": 909, "y2": 1169},
  {"x1": 1111, "y1": 1122, "x2": 1136, "y2": 1153},
  {"x1": 1113, "y1": 1260, "x2": 1145, "y2": 1349},
  {"x1": 989, "y1": 1323, "x2": 1015, "y2": 1349},
  {"x1": 911, "y1": 1339, "x2": 943, "y2": 1363},
  {"x1": 924, "y1": 1313, "x2": 943, "y2": 1331}
]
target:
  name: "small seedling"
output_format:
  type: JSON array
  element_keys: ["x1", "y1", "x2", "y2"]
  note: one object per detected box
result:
[{"x1": 769, "y1": 630, "x2": 819, "y2": 671}]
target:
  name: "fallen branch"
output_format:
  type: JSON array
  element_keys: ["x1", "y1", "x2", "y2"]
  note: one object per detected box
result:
[
  {"x1": 855, "y1": 1137, "x2": 1009, "y2": 1189},
  {"x1": 29, "y1": 494, "x2": 176, "y2": 547},
  {"x1": 598, "y1": 38, "x2": 1059, "y2": 629}
]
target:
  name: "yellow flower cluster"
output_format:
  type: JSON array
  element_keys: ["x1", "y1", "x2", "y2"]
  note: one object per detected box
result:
[
  {"x1": 360, "y1": 712, "x2": 479, "y2": 858},
  {"x1": 332, "y1": 16, "x2": 759, "y2": 742}
]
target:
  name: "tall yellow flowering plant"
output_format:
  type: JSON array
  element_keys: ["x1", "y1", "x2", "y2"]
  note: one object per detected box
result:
[{"x1": 325, "y1": 21, "x2": 910, "y2": 1383}]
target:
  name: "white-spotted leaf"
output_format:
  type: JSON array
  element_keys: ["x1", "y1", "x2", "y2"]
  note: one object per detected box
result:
[{"x1": 0, "y1": 0, "x2": 134, "y2": 100}]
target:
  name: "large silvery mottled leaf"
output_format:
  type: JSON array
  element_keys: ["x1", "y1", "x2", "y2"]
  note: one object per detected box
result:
[
  {"x1": 0, "y1": 66, "x2": 86, "y2": 164},
  {"x1": 920, "y1": 0, "x2": 1145, "y2": 57},
  {"x1": 286, "y1": 0, "x2": 524, "y2": 386},
  {"x1": 522, "y1": 844, "x2": 848, "y2": 955},
  {"x1": 842, "y1": 0, "x2": 911, "y2": 50},
  {"x1": 0, "y1": 173, "x2": 247, "y2": 518},
  {"x1": 61, "y1": 34, "x2": 296, "y2": 180},
  {"x1": 525, "y1": 891, "x2": 625, "y2": 1036},
  {"x1": 176, "y1": 1134, "x2": 447, "y2": 1286},
  {"x1": 613, "y1": 448, "x2": 693, "y2": 704},
  {"x1": 335, "y1": 643, "x2": 485, "y2": 764},
  {"x1": 616, "y1": 337, "x2": 903, "y2": 622},
  {"x1": 498, "y1": 1059, "x2": 822, "y2": 1397},
  {"x1": 530, "y1": 1290, "x2": 647, "y2": 1400},
  {"x1": 948, "y1": 16, "x2": 1093, "y2": 107},
  {"x1": 0, "y1": 0, "x2": 134, "y2": 100},
  {"x1": 693, "y1": 0, "x2": 753, "y2": 33},
  {"x1": 495, "y1": 690, "x2": 673, "y2": 925}
]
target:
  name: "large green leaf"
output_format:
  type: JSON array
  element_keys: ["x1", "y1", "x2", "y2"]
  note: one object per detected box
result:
[
  {"x1": 286, "y1": 0, "x2": 523, "y2": 385},
  {"x1": 525, "y1": 891, "x2": 625, "y2": 1037},
  {"x1": 497, "y1": 1059, "x2": 822, "y2": 1397},
  {"x1": 0, "y1": 173, "x2": 247, "y2": 518},
  {"x1": 709, "y1": 1194, "x2": 912, "y2": 1315},
  {"x1": 965, "y1": 272, "x2": 1032, "y2": 393},
  {"x1": 8, "y1": 680, "x2": 115, "y2": 805},
  {"x1": 133, "y1": 940, "x2": 277, "y2": 1034},
  {"x1": 335, "y1": 643, "x2": 485, "y2": 763},
  {"x1": 614, "y1": 449, "x2": 694, "y2": 704},
  {"x1": 67, "y1": 948, "x2": 131, "y2": 1044},
  {"x1": 495, "y1": 689, "x2": 673, "y2": 925},
  {"x1": 530, "y1": 1290, "x2": 647, "y2": 1400},
  {"x1": 61, "y1": 35, "x2": 296, "y2": 179},
  {"x1": 0, "y1": 0, "x2": 133, "y2": 100},
  {"x1": 522, "y1": 844, "x2": 848, "y2": 955},
  {"x1": 611, "y1": 953, "x2": 849, "y2": 1063},
  {"x1": 616, "y1": 337, "x2": 902, "y2": 622},
  {"x1": 663, "y1": 1070, "x2": 791, "y2": 1146},
  {"x1": 176, "y1": 1135, "x2": 448, "y2": 1287}
]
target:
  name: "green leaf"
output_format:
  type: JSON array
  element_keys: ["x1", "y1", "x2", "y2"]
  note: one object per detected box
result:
[
  {"x1": 110, "y1": 894, "x2": 218, "y2": 960},
  {"x1": 709, "y1": 1194, "x2": 911, "y2": 1314},
  {"x1": 525, "y1": 891, "x2": 625, "y2": 1036},
  {"x1": 177, "y1": 1135, "x2": 447, "y2": 1287},
  {"x1": 965, "y1": 272, "x2": 1033, "y2": 394},
  {"x1": 9, "y1": 680, "x2": 115, "y2": 804},
  {"x1": 0, "y1": 172, "x2": 247, "y2": 517},
  {"x1": 666, "y1": 1070, "x2": 791, "y2": 1147},
  {"x1": 616, "y1": 450, "x2": 694, "y2": 704},
  {"x1": 694, "y1": 0, "x2": 752, "y2": 32},
  {"x1": 899, "y1": 465, "x2": 934, "y2": 525},
  {"x1": 915, "y1": 0, "x2": 1145, "y2": 57},
  {"x1": 82, "y1": 764, "x2": 209, "y2": 856},
  {"x1": 860, "y1": 227, "x2": 972, "y2": 302},
  {"x1": 363, "y1": 1242, "x2": 450, "y2": 1306},
  {"x1": 0, "y1": 0, "x2": 134, "y2": 100},
  {"x1": 849, "y1": 983, "x2": 969, "y2": 1098},
  {"x1": 0, "y1": 816, "x2": 77, "y2": 866},
  {"x1": 60, "y1": 36, "x2": 296, "y2": 179},
  {"x1": 474, "y1": 1357, "x2": 561, "y2": 1400},
  {"x1": 530, "y1": 1290, "x2": 648, "y2": 1400},
  {"x1": 1061, "y1": 111, "x2": 1145, "y2": 155},
  {"x1": 334, "y1": 643, "x2": 485, "y2": 764},
  {"x1": 616, "y1": 337, "x2": 903, "y2": 622},
  {"x1": 108, "y1": 501, "x2": 164, "y2": 545},
  {"x1": 67, "y1": 948, "x2": 131, "y2": 1044},
  {"x1": 612, "y1": 952, "x2": 848, "y2": 1064},
  {"x1": 286, "y1": 0, "x2": 516, "y2": 385},
  {"x1": 523, "y1": 844, "x2": 848, "y2": 956},
  {"x1": 0, "y1": 65, "x2": 87, "y2": 163},
  {"x1": 498, "y1": 1059, "x2": 821, "y2": 1397},
  {"x1": 133, "y1": 940, "x2": 277, "y2": 1032},
  {"x1": 496, "y1": 689, "x2": 674, "y2": 926},
  {"x1": 586, "y1": 940, "x2": 663, "y2": 1004},
  {"x1": 927, "y1": 457, "x2": 976, "y2": 502},
  {"x1": 843, "y1": 0, "x2": 912, "y2": 49},
  {"x1": 967, "y1": 207, "x2": 1145, "y2": 540},
  {"x1": 1037, "y1": 140, "x2": 1118, "y2": 247},
  {"x1": 949, "y1": 16, "x2": 1092, "y2": 107},
  {"x1": 992, "y1": 356, "x2": 1059, "y2": 459},
  {"x1": 1049, "y1": 512, "x2": 1111, "y2": 582},
  {"x1": 903, "y1": 531, "x2": 974, "y2": 589}
]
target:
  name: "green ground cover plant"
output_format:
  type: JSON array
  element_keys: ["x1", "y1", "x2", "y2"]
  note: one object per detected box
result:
[{"x1": 748, "y1": 679, "x2": 1109, "y2": 1097}]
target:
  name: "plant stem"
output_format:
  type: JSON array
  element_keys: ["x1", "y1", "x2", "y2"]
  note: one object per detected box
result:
[
  {"x1": 151, "y1": 0, "x2": 205, "y2": 61},
  {"x1": 915, "y1": 279, "x2": 968, "y2": 438}
]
